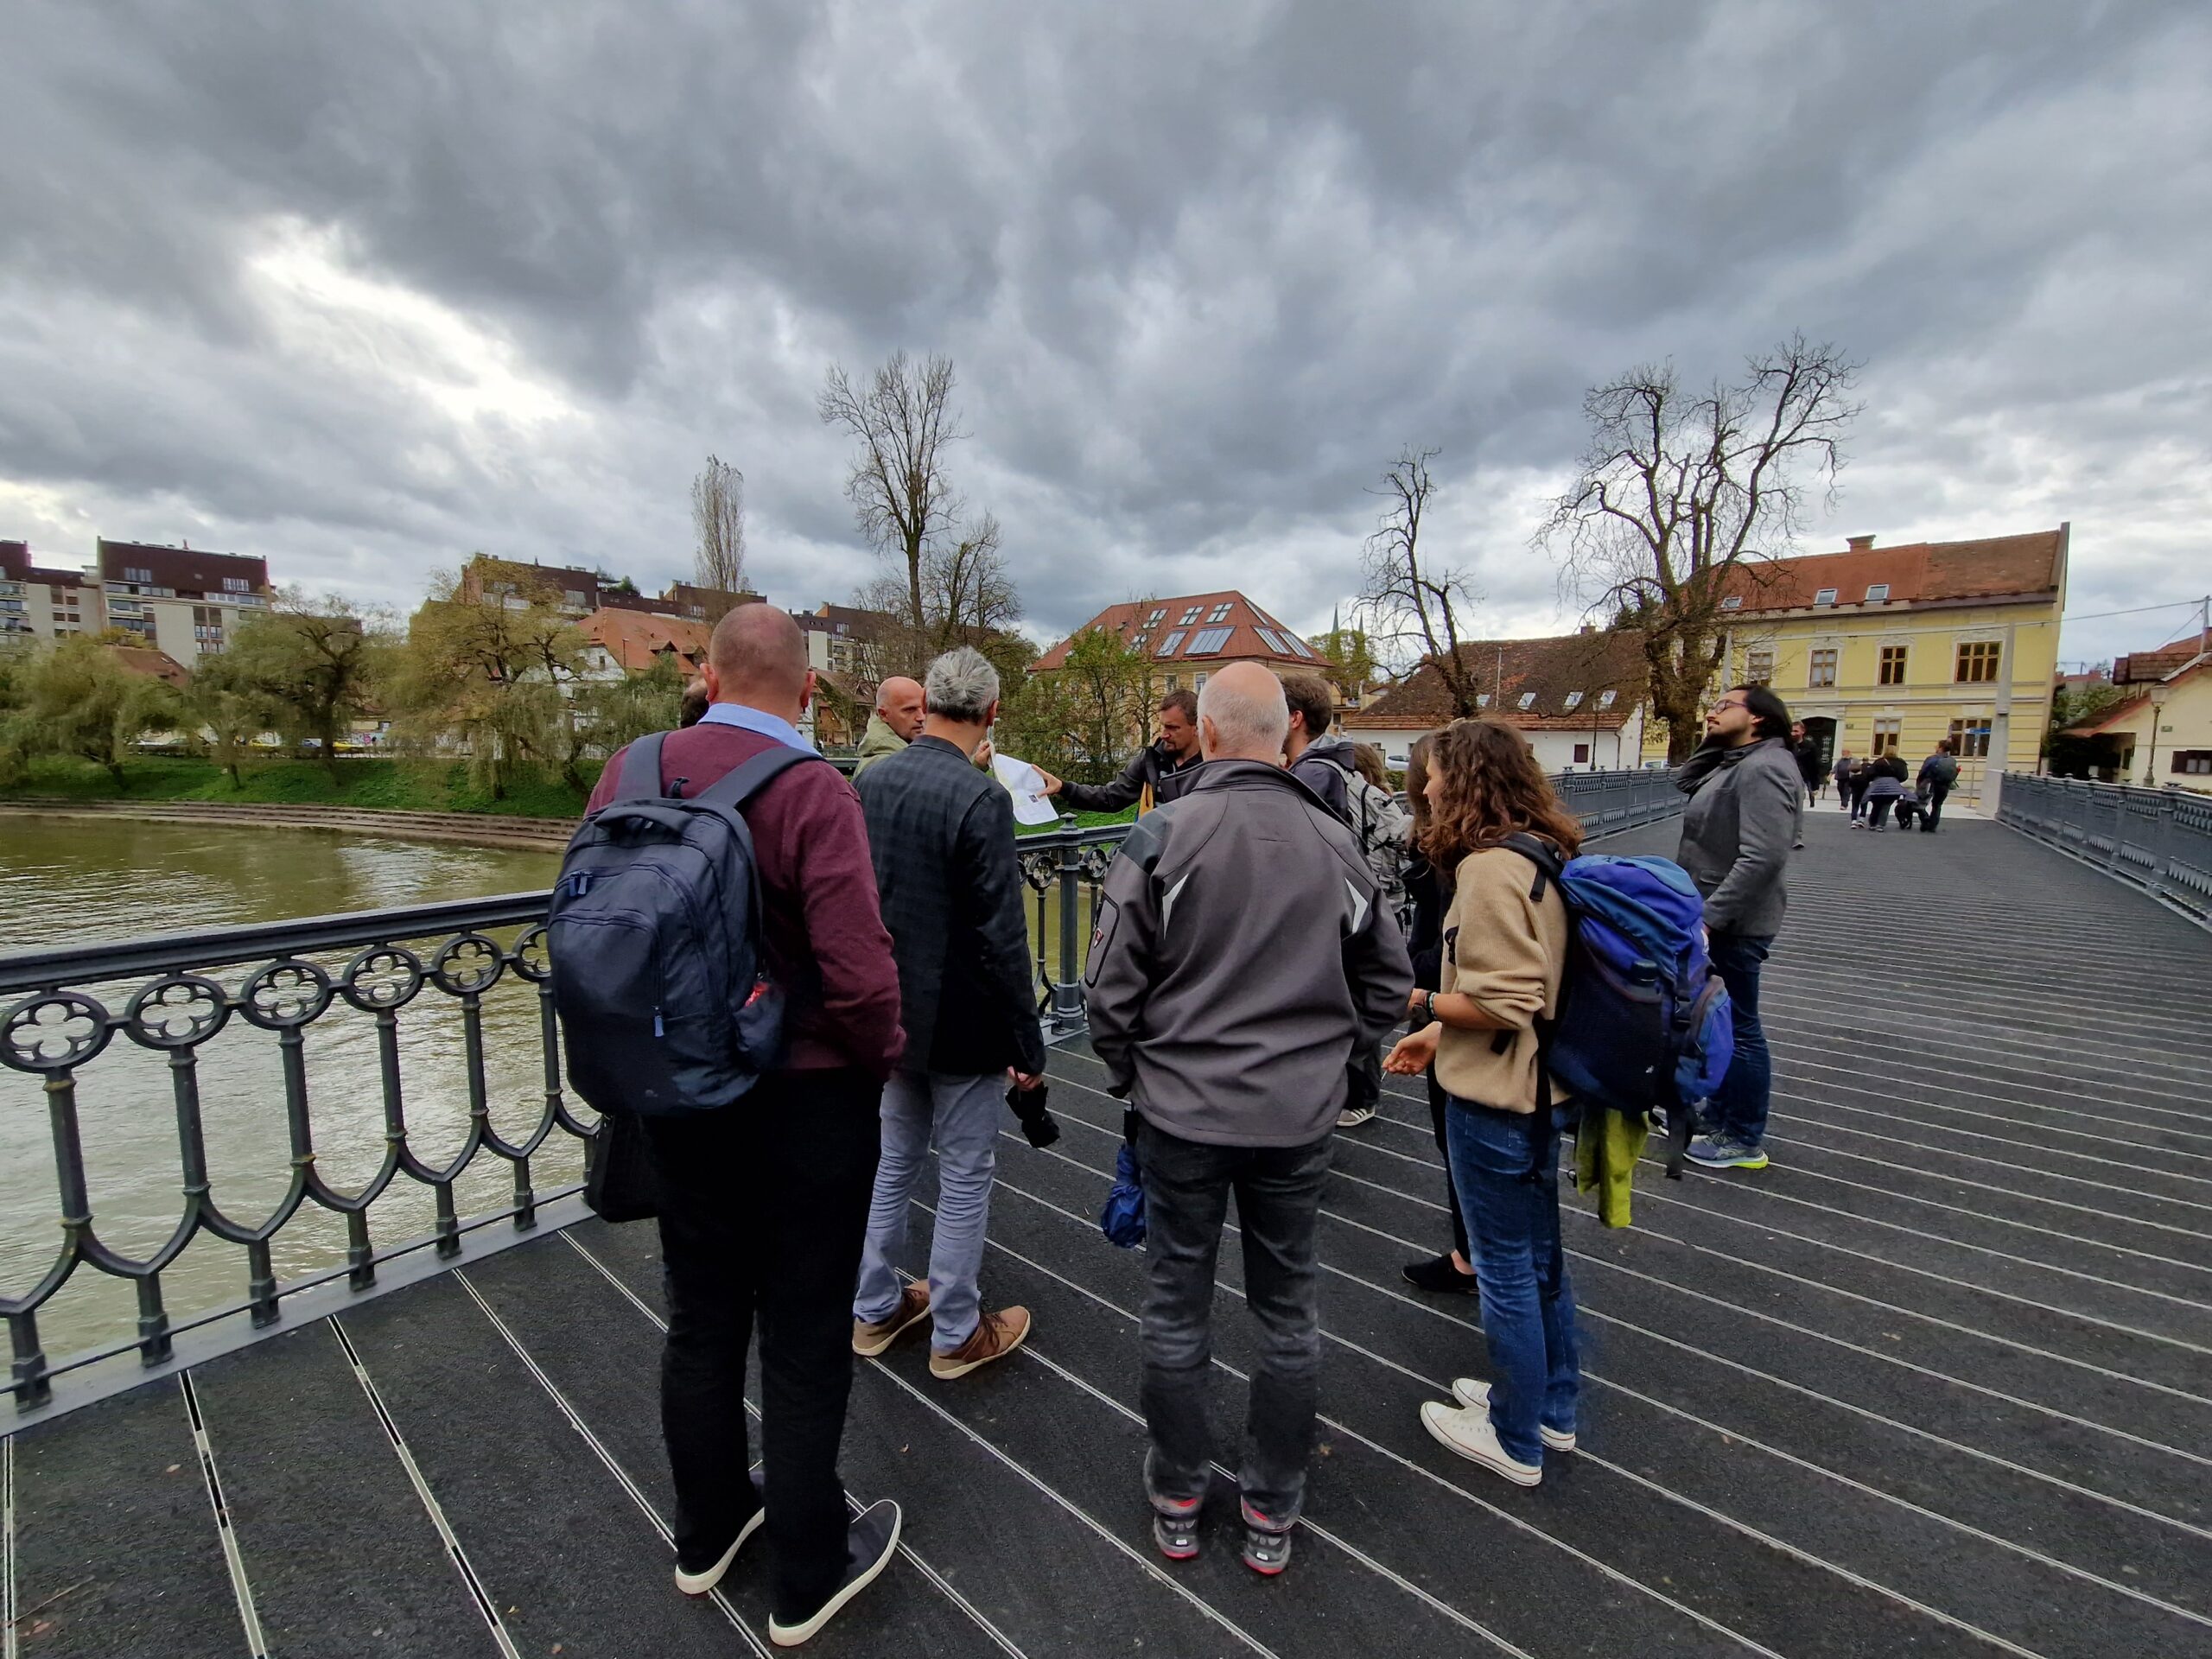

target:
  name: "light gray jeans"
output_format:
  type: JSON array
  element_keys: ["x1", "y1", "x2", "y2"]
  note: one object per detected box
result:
[{"x1": 853, "y1": 1070, "x2": 1001, "y2": 1354}]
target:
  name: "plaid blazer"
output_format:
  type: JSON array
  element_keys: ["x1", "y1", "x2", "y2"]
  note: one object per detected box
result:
[{"x1": 857, "y1": 735, "x2": 1047, "y2": 1077}]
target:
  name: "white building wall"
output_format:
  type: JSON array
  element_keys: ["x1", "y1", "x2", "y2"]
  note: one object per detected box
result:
[{"x1": 1346, "y1": 710, "x2": 1648, "y2": 773}]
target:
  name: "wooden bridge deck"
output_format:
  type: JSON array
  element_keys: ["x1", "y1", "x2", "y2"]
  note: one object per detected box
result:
[{"x1": 6, "y1": 809, "x2": 2210, "y2": 1657}]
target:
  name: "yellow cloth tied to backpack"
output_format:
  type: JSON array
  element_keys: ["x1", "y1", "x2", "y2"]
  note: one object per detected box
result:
[{"x1": 1574, "y1": 1109, "x2": 1648, "y2": 1228}]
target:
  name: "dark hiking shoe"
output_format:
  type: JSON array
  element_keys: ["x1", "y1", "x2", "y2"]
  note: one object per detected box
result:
[
  {"x1": 767, "y1": 1498, "x2": 901, "y2": 1648},
  {"x1": 1151, "y1": 1497, "x2": 1202, "y2": 1561},
  {"x1": 930, "y1": 1306, "x2": 1031, "y2": 1378},
  {"x1": 852, "y1": 1282, "x2": 931, "y2": 1357},
  {"x1": 1402, "y1": 1253, "x2": 1479, "y2": 1294},
  {"x1": 1238, "y1": 1502, "x2": 1294, "y2": 1576},
  {"x1": 674, "y1": 1465, "x2": 767, "y2": 1596}
]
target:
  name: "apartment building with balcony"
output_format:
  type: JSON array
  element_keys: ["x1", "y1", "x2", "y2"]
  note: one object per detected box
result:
[
  {"x1": 0, "y1": 541, "x2": 95, "y2": 640},
  {"x1": 93, "y1": 540, "x2": 273, "y2": 657}
]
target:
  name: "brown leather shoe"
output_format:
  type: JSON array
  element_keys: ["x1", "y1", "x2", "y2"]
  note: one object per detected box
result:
[
  {"x1": 928, "y1": 1306, "x2": 1032, "y2": 1378},
  {"x1": 852, "y1": 1282, "x2": 931, "y2": 1357}
]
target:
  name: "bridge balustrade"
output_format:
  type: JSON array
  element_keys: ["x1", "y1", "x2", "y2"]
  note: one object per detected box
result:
[{"x1": 1996, "y1": 772, "x2": 2212, "y2": 925}]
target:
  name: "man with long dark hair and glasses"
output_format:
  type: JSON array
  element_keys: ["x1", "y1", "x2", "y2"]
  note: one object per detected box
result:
[{"x1": 1673, "y1": 683, "x2": 1801, "y2": 1171}]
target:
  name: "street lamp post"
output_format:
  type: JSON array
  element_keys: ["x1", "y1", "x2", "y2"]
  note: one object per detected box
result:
[{"x1": 2143, "y1": 681, "x2": 2172, "y2": 787}]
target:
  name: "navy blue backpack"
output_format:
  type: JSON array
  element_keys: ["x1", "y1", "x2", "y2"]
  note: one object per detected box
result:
[
  {"x1": 548, "y1": 733, "x2": 823, "y2": 1116},
  {"x1": 1502, "y1": 836, "x2": 1734, "y2": 1177}
]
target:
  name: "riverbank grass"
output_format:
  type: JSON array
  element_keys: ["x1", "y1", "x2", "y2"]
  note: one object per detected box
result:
[{"x1": 1, "y1": 755, "x2": 602, "y2": 817}]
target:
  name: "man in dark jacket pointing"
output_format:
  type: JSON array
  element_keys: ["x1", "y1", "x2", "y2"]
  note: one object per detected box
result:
[{"x1": 851, "y1": 646, "x2": 1046, "y2": 1380}]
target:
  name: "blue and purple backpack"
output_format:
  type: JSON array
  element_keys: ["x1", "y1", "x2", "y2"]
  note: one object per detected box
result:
[{"x1": 1502, "y1": 836, "x2": 1734, "y2": 1178}]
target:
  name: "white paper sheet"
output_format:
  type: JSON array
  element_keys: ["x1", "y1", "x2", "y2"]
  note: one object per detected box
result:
[{"x1": 991, "y1": 752, "x2": 1063, "y2": 825}]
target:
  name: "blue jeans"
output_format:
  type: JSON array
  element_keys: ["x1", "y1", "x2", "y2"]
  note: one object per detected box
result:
[
  {"x1": 1446, "y1": 1103, "x2": 1580, "y2": 1466},
  {"x1": 854, "y1": 1071, "x2": 1001, "y2": 1353},
  {"x1": 1136, "y1": 1122, "x2": 1331, "y2": 1527},
  {"x1": 1707, "y1": 932, "x2": 1774, "y2": 1147}
]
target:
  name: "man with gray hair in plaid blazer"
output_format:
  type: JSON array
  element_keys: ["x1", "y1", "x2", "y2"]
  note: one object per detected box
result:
[{"x1": 849, "y1": 645, "x2": 1046, "y2": 1377}]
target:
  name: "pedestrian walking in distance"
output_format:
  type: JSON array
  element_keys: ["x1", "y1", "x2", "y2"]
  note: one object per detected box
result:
[
  {"x1": 1674, "y1": 683, "x2": 1800, "y2": 1172},
  {"x1": 851, "y1": 646, "x2": 1046, "y2": 1379},
  {"x1": 1385, "y1": 718, "x2": 1584, "y2": 1488},
  {"x1": 1086, "y1": 663, "x2": 1411, "y2": 1576},
  {"x1": 1035, "y1": 687, "x2": 1204, "y2": 814},
  {"x1": 1830, "y1": 749, "x2": 1855, "y2": 810},
  {"x1": 1917, "y1": 738, "x2": 1961, "y2": 832},
  {"x1": 1862, "y1": 748, "x2": 1909, "y2": 830},
  {"x1": 587, "y1": 604, "x2": 905, "y2": 1648}
]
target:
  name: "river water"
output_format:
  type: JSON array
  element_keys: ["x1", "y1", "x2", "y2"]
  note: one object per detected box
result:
[{"x1": 0, "y1": 817, "x2": 562, "y2": 1373}]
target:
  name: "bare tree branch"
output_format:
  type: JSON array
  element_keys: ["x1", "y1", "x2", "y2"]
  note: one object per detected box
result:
[
  {"x1": 1357, "y1": 446, "x2": 1486, "y2": 717},
  {"x1": 690, "y1": 454, "x2": 747, "y2": 605},
  {"x1": 818, "y1": 352, "x2": 964, "y2": 645}
]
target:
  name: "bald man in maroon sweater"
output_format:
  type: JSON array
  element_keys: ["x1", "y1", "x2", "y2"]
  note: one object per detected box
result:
[{"x1": 587, "y1": 603, "x2": 906, "y2": 1644}]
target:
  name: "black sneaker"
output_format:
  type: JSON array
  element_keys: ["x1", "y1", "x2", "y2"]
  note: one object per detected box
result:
[
  {"x1": 1152, "y1": 1503, "x2": 1201, "y2": 1561},
  {"x1": 1238, "y1": 1502, "x2": 1294, "y2": 1577},
  {"x1": 1401, "y1": 1253, "x2": 1478, "y2": 1294},
  {"x1": 674, "y1": 1466, "x2": 767, "y2": 1596},
  {"x1": 767, "y1": 1498, "x2": 901, "y2": 1648}
]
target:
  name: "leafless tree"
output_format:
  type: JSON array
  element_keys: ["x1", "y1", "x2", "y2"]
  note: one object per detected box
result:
[
  {"x1": 845, "y1": 512, "x2": 1022, "y2": 682},
  {"x1": 818, "y1": 352, "x2": 965, "y2": 642},
  {"x1": 690, "y1": 454, "x2": 747, "y2": 606},
  {"x1": 1542, "y1": 334, "x2": 1862, "y2": 760},
  {"x1": 1358, "y1": 447, "x2": 1486, "y2": 717}
]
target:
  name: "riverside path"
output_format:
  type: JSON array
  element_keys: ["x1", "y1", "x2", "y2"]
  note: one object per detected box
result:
[{"x1": 3, "y1": 806, "x2": 2209, "y2": 1657}]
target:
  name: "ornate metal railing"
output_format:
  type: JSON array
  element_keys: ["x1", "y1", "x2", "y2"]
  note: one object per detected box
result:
[
  {"x1": 1996, "y1": 773, "x2": 2212, "y2": 925},
  {"x1": 1, "y1": 893, "x2": 582, "y2": 1410}
]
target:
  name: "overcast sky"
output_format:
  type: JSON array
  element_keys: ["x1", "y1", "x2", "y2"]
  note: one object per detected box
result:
[{"x1": 3, "y1": 1, "x2": 2208, "y2": 670}]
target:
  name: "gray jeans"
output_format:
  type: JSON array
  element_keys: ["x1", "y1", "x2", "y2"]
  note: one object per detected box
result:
[
  {"x1": 853, "y1": 1070, "x2": 1001, "y2": 1353},
  {"x1": 1136, "y1": 1121, "x2": 1332, "y2": 1528}
]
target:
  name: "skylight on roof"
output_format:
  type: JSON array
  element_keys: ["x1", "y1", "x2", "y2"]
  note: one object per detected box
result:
[
  {"x1": 1158, "y1": 630, "x2": 1187, "y2": 656},
  {"x1": 1147, "y1": 608, "x2": 1166, "y2": 624},
  {"x1": 1179, "y1": 606, "x2": 1203, "y2": 625},
  {"x1": 1563, "y1": 690, "x2": 1583, "y2": 711},
  {"x1": 1287, "y1": 634, "x2": 1314, "y2": 658},
  {"x1": 1814, "y1": 588, "x2": 1838, "y2": 607},
  {"x1": 1476, "y1": 693, "x2": 1490, "y2": 707},
  {"x1": 1598, "y1": 690, "x2": 1617, "y2": 709},
  {"x1": 1517, "y1": 691, "x2": 1536, "y2": 709},
  {"x1": 1720, "y1": 596, "x2": 1744, "y2": 611},
  {"x1": 1186, "y1": 626, "x2": 1234, "y2": 655},
  {"x1": 1252, "y1": 626, "x2": 1283, "y2": 652},
  {"x1": 1207, "y1": 602, "x2": 1233, "y2": 623},
  {"x1": 1865, "y1": 583, "x2": 1891, "y2": 603}
]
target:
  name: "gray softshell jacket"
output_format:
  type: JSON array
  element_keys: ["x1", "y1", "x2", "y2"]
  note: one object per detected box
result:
[
  {"x1": 1084, "y1": 760, "x2": 1414, "y2": 1147},
  {"x1": 1675, "y1": 735, "x2": 1802, "y2": 937}
]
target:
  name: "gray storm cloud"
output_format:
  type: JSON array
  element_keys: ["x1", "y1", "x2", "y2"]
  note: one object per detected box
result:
[{"x1": 2, "y1": 0, "x2": 2207, "y2": 665}]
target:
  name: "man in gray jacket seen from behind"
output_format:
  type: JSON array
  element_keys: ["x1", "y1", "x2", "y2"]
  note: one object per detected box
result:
[
  {"x1": 1085, "y1": 662, "x2": 1412, "y2": 1577},
  {"x1": 1675, "y1": 683, "x2": 1802, "y2": 1172}
]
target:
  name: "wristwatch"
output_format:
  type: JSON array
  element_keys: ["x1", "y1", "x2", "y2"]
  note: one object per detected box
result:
[{"x1": 1423, "y1": 992, "x2": 1439, "y2": 1025}]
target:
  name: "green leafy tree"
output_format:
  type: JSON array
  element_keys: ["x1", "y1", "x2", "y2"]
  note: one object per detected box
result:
[
  {"x1": 390, "y1": 572, "x2": 590, "y2": 797},
  {"x1": 573, "y1": 655, "x2": 686, "y2": 760},
  {"x1": 4, "y1": 638, "x2": 182, "y2": 785},
  {"x1": 181, "y1": 649, "x2": 274, "y2": 787},
  {"x1": 1003, "y1": 625, "x2": 1154, "y2": 783},
  {"x1": 221, "y1": 594, "x2": 395, "y2": 776}
]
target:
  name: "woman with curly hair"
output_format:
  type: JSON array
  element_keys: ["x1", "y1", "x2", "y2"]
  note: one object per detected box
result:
[{"x1": 1385, "y1": 718, "x2": 1582, "y2": 1486}]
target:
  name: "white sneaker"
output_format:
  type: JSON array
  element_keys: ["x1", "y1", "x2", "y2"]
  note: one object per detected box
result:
[
  {"x1": 1450, "y1": 1378, "x2": 1575, "y2": 1452},
  {"x1": 1337, "y1": 1104, "x2": 1377, "y2": 1128},
  {"x1": 1419, "y1": 1400, "x2": 1541, "y2": 1486}
]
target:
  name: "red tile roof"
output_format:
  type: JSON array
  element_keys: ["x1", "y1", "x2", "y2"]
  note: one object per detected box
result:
[
  {"x1": 1720, "y1": 528, "x2": 2065, "y2": 615},
  {"x1": 581, "y1": 608, "x2": 712, "y2": 674},
  {"x1": 97, "y1": 539, "x2": 270, "y2": 597},
  {"x1": 1344, "y1": 631, "x2": 1649, "y2": 732},
  {"x1": 2113, "y1": 631, "x2": 2210, "y2": 686},
  {"x1": 105, "y1": 645, "x2": 192, "y2": 687},
  {"x1": 1031, "y1": 591, "x2": 1321, "y2": 673}
]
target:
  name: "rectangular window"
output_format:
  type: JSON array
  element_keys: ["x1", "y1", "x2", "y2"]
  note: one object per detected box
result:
[
  {"x1": 1719, "y1": 595, "x2": 1743, "y2": 611},
  {"x1": 1878, "y1": 645, "x2": 1908, "y2": 685},
  {"x1": 1948, "y1": 719, "x2": 1991, "y2": 759},
  {"x1": 1872, "y1": 717, "x2": 1901, "y2": 758},
  {"x1": 1179, "y1": 606, "x2": 1202, "y2": 626},
  {"x1": 2173, "y1": 751, "x2": 2212, "y2": 775},
  {"x1": 223, "y1": 575, "x2": 249, "y2": 593},
  {"x1": 1808, "y1": 648, "x2": 1837, "y2": 688},
  {"x1": 1956, "y1": 640, "x2": 2001, "y2": 683},
  {"x1": 1192, "y1": 673, "x2": 1208, "y2": 694},
  {"x1": 1252, "y1": 627, "x2": 1284, "y2": 653},
  {"x1": 1147, "y1": 608, "x2": 1166, "y2": 624},
  {"x1": 1517, "y1": 691, "x2": 1536, "y2": 709},
  {"x1": 1158, "y1": 630, "x2": 1186, "y2": 656},
  {"x1": 1745, "y1": 648, "x2": 1774, "y2": 685},
  {"x1": 1164, "y1": 674, "x2": 1179, "y2": 690},
  {"x1": 1573, "y1": 743, "x2": 1591, "y2": 764},
  {"x1": 1597, "y1": 690, "x2": 1617, "y2": 709},
  {"x1": 1185, "y1": 626, "x2": 1234, "y2": 654},
  {"x1": 1814, "y1": 588, "x2": 1838, "y2": 607},
  {"x1": 124, "y1": 565, "x2": 153, "y2": 583},
  {"x1": 1563, "y1": 690, "x2": 1584, "y2": 710},
  {"x1": 1207, "y1": 602, "x2": 1233, "y2": 623},
  {"x1": 1476, "y1": 692, "x2": 1491, "y2": 708},
  {"x1": 1865, "y1": 583, "x2": 1890, "y2": 603},
  {"x1": 1132, "y1": 633, "x2": 1149, "y2": 650}
]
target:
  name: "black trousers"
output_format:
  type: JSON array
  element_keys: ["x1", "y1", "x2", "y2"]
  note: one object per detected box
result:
[
  {"x1": 643, "y1": 1067, "x2": 882, "y2": 1621},
  {"x1": 1426, "y1": 1069, "x2": 1470, "y2": 1261},
  {"x1": 1923, "y1": 781, "x2": 1951, "y2": 830}
]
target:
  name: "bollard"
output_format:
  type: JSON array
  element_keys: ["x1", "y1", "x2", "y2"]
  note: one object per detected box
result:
[{"x1": 1052, "y1": 814, "x2": 1087, "y2": 1032}]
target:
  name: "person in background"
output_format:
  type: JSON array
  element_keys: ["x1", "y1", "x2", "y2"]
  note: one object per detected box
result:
[
  {"x1": 1281, "y1": 672, "x2": 1356, "y2": 823},
  {"x1": 1830, "y1": 748, "x2": 1855, "y2": 811},
  {"x1": 1861, "y1": 748, "x2": 1909, "y2": 831},
  {"x1": 1846, "y1": 754, "x2": 1873, "y2": 822},
  {"x1": 1384, "y1": 719, "x2": 1581, "y2": 1488},
  {"x1": 853, "y1": 677, "x2": 926, "y2": 779},
  {"x1": 1036, "y1": 688, "x2": 1203, "y2": 815},
  {"x1": 1087, "y1": 663, "x2": 1410, "y2": 1576},
  {"x1": 1348, "y1": 742, "x2": 1414, "y2": 908},
  {"x1": 679, "y1": 673, "x2": 710, "y2": 728},
  {"x1": 850, "y1": 648, "x2": 1044, "y2": 1380},
  {"x1": 589, "y1": 605, "x2": 904, "y2": 1649},
  {"x1": 1673, "y1": 683, "x2": 1800, "y2": 1173},
  {"x1": 1917, "y1": 738, "x2": 1961, "y2": 833},
  {"x1": 1790, "y1": 721, "x2": 1824, "y2": 808},
  {"x1": 1393, "y1": 733, "x2": 1479, "y2": 1298}
]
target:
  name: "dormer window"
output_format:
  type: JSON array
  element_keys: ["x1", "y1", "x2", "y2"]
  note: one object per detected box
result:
[
  {"x1": 1813, "y1": 588, "x2": 1838, "y2": 607},
  {"x1": 1517, "y1": 691, "x2": 1536, "y2": 710},
  {"x1": 1719, "y1": 596, "x2": 1744, "y2": 611},
  {"x1": 1563, "y1": 691, "x2": 1584, "y2": 711},
  {"x1": 1865, "y1": 583, "x2": 1891, "y2": 604}
]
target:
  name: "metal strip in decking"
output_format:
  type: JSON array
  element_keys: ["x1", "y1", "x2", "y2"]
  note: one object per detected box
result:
[{"x1": 175, "y1": 1373, "x2": 268, "y2": 1657}]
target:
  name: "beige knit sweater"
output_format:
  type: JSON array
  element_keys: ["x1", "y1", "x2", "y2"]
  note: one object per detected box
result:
[{"x1": 1430, "y1": 846, "x2": 1571, "y2": 1114}]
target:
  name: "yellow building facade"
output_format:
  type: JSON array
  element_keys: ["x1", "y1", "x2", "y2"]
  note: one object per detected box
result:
[{"x1": 1643, "y1": 527, "x2": 2069, "y2": 803}]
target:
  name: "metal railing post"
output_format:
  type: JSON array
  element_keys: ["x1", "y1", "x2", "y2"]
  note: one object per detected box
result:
[{"x1": 1051, "y1": 814, "x2": 1087, "y2": 1033}]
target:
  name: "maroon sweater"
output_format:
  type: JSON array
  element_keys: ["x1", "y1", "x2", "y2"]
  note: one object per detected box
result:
[{"x1": 587, "y1": 724, "x2": 905, "y2": 1079}]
